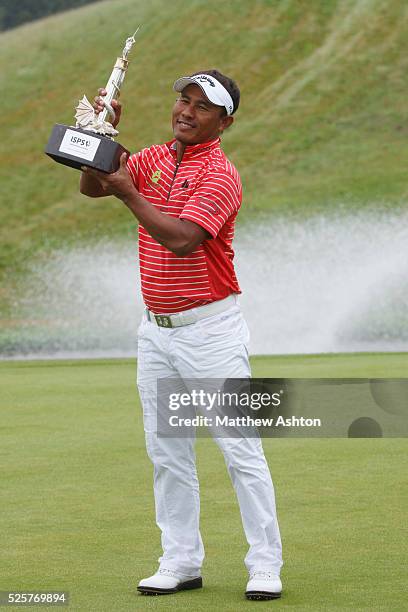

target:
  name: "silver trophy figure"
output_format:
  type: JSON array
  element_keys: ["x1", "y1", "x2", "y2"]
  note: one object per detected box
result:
[
  {"x1": 45, "y1": 29, "x2": 139, "y2": 173},
  {"x1": 75, "y1": 29, "x2": 139, "y2": 138}
]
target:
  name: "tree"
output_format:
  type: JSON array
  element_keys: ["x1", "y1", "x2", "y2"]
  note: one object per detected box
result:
[{"x1": 0, "y1": 0, "x2": 101, "y2": 32}]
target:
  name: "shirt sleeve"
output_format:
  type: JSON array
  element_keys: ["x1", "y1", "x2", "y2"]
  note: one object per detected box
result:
[
  {"x1": 179, "y1": 170, "x2": 242, "y2": 238},
  {"x1": 127, "y1": 151, "x2": 142, "y2": 189}
]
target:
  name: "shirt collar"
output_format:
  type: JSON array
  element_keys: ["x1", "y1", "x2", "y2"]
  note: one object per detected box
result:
[{"x1": 167, "y1": 138, "x2": 221, "y2": 159}]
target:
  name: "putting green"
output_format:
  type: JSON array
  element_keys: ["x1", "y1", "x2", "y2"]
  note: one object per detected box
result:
[{"x1": 1, "y1": 354, "x2": 406, "y2": 610}]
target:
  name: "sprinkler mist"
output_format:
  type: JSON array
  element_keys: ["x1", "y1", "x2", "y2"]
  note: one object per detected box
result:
[{"x1": 2, "y1": 210, "x2": 407, "y2": 359}]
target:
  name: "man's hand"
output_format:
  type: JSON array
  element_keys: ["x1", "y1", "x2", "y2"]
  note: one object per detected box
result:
[
  {"x1": 81, "y1": 153, "x2": 135, "y2": 201},
  {"x1": 94, "y1": 87, "x2": 122, "y2": 128},
  {"x1": 79, "y1": 87, "x2": 124, "y2": 198}
]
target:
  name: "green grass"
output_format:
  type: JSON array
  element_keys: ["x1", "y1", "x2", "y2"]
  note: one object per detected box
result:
[
  {"x1": 1, "y1": 0, "x2": 408, "y2": 286},
  {"x1": 251, "y1": 352, "x2": 408, "y2": 377},
  {"x1": 1, "y1": 354, "x2": 407, "y2": 611}
]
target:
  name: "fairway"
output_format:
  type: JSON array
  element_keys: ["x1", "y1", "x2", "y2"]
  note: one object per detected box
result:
[{"x1": 1, "y1": 354, "x2": 406, "y2": 611}]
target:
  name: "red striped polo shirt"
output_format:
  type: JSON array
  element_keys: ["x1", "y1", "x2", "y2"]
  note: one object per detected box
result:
[{"x1": 127, "y1": 137, "x2": 242, "y2": 314}]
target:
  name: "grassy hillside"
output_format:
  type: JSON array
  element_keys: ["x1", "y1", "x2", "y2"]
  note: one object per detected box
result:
[{"x1": 1, "y1": 0, "x2": 408, "y2": 280}]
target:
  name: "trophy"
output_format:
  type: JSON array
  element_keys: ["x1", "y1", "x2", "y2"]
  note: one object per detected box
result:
[{"x1": 45, "y1": 29, "x2": 139, "y2": 173}]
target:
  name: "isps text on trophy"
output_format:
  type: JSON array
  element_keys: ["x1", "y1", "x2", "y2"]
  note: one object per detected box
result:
[{"x1": 45, "y1": 29, "x2": 139, "y2": 173}]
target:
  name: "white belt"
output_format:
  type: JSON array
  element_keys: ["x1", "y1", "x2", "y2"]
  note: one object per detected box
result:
[{"x1": 146, "y1": 294, "x2": 237, "y2": 328}]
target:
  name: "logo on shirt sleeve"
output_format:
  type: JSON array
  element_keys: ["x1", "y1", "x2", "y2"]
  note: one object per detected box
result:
[{"x1": 198, "y1": 198, "x2": 220, "y2": 215}]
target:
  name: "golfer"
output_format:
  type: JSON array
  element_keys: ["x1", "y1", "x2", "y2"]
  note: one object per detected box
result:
[{"x1": 80, "y1": 70, "x2": 283, "y2": 600}]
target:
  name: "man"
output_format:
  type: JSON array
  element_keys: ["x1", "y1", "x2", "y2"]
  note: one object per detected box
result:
[{"x1": 80, "y1": 70, "x2": 283, "y2": 600}]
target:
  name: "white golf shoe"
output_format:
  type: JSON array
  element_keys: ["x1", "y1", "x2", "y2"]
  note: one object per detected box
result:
[
  {"x1": 137, "y1": 568, "x2": 203, "y2": 596},
  {"x1": 245, "y1": 570, "x2": 282, "y2": 600}
]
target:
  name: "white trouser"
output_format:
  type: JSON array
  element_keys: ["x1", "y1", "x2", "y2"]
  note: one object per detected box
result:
[{"x1": 136, "y1": 298, "x2": 283, "y2": 576}]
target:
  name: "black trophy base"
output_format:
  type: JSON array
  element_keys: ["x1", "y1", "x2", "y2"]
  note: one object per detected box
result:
[{"x1": 45, "y1": 124, "x2": 129, "y2": 173}]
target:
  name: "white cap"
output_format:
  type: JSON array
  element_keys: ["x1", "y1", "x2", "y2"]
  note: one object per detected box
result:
[{"x1": 173, "y1": 73, "x2": 234, "y2": 115}]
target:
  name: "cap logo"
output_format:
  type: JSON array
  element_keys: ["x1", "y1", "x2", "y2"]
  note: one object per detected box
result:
[{"x1": 195, "y1": 75, "x2": 216, "y2": 87}]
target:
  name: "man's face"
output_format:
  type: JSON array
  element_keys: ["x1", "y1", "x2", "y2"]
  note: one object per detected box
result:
[{"x1": 172, "y1": 84, "x2": 233, "y2": 145}]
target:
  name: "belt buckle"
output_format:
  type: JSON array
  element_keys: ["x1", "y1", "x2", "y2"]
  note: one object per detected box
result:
[{"x1": 154, "y1": 314, "x2": 173, "y2": 328}]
